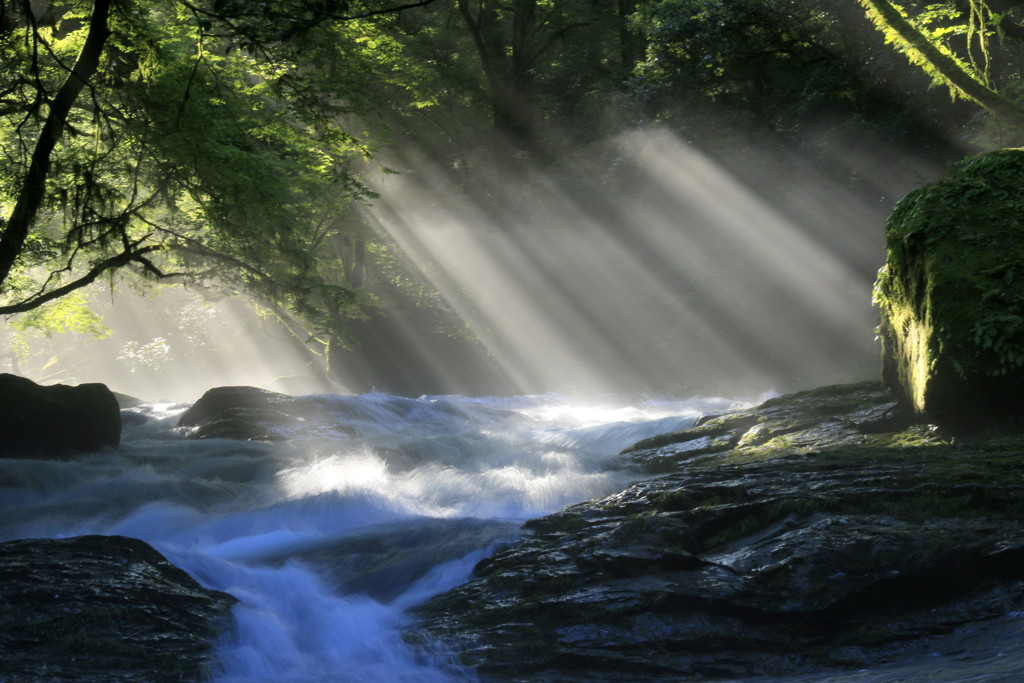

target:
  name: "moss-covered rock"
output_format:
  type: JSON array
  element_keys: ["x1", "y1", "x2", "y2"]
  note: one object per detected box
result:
[
  {"x1": 874, "y1": 149, "x2": 1024, "y2": 430},
  {"x1": 623, "y1": 382, "x2": 915, "y2": 470}
]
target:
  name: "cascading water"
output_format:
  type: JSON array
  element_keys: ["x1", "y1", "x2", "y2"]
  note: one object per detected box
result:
[{"x1": 0, "y1": 390, "x2": 748, "y2": 682}]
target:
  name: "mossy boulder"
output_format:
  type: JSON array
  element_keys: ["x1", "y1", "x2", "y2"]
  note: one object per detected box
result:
[{"x1": 874, "y1": 149, "x2": 1024, "y2": 430}]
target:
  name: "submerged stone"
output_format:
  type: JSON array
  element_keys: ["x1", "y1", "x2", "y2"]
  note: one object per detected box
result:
[
  {"x1": 875, "y1": 149, "x2": 1024, "y2": 431},
  {"x1": 0, "y1": 534, "x2": 235, "y2": 682},
  {"x1": 0, "y1": 373, "x2": 120, "y2": 456}
]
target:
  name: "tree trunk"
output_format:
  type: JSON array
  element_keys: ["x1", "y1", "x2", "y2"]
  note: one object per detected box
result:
[
  {"x1": 457, "y1": 0, "x2": 537, "y2": 164},
  {"x1": 618, "y1": 0, "x2": 637, "y2": 70},
  {"x1": 0, "y1": 0, "x2": 112, "y2": 292},
  {"x1": 351, "y1": 238, "x2": 365, "y2": 289}
]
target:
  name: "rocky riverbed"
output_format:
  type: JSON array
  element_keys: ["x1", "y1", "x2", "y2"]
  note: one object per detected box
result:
[
  {"x1": 4, "y1": 381, "x2": 1024, "y2": 681},
  {"x1": 411, "y1": 382, "x2": 1024, "y2": 681},
  {"x1": 0, "y1": 535, "x2": 234, "y2": 682}
]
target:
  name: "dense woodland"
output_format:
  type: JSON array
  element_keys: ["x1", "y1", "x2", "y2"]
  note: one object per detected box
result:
[{"x1": 2, "y1": 0, "x2": 1024, "y2": 396}]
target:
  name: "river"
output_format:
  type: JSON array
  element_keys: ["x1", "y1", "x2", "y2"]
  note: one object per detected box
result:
[
  {"x1": 0, "y1": 390, "x2": 745, "y2": 681},
  {"x1": 5, "y1": 389, "x2": 1024, "y2": 682}
]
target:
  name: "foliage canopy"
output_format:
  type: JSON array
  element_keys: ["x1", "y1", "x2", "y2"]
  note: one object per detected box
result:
[
  {"x1": 0, "y1": 0, "x2": 435, "y2": 333},
  {"x1": 5, "y1": 0, "x2": 1024, "y2": 392}
]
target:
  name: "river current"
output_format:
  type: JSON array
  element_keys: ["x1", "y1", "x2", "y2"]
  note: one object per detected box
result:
[
  {"x1": 0, "y1": 391, "x2": 744, "y2": 681},
  {"x1": 4, "y1": 389, "x2": 1024, "y2": 682}
]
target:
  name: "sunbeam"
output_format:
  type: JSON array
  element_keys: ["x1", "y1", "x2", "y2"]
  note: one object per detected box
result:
[
  {"x1": 0, "y1": 287, "x2": 338, "y2": 401},
  {"x1": 361, "y1": 125, "x2": 899, "y2": 396}
]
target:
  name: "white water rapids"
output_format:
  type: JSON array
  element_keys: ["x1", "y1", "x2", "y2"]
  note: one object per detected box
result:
[
  {"x1": 0, "y1": 391, "x2": 747, "y2": 681},
  {"x1": 6, "y1": 389, "x2": 1024, "y2": 682}
]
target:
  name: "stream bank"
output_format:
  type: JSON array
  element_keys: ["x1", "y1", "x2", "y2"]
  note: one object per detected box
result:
[
  {"x1": 4, "y1": 381, "x2": 1023, "y2": 681},
  {"x1": 411, "y1": 382, "x2": 1024, "y2": 681}
]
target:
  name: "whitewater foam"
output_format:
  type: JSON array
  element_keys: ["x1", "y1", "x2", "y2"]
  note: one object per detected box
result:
[{"x1": 0, "y1": 390, "x2": 742, "y2": 681}]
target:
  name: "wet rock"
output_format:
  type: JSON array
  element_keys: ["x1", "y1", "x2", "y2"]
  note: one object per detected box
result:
[
  {"x1": 624, "y1": 382, "x2": 913, "y2": 471},
  {"x1": 875, "y1": 149, "x2": 1024, "y2": 431},
  {"x1": 411, "y1": 382, "x2": 1024, "y2": 681},
  {"x1": 177, "y1": 385, "x2": 304, "y2": 440},
  {"x1": 278, "y1": 518, "x2": 521, "y2": 602},
  {"x1": 0, "y1": 534, "x2": 235, "y2": 682},
  {"x1": 176, "y1": 385, "x2": 356, "y2": 441},
  {"x1": 0, "y1": 374, "x2": 120, "y2": 456}
]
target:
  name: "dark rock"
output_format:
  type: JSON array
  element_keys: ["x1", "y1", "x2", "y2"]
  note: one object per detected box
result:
[
  {"x1": 176, "y1": 385, "x2": 352, "y2": 441},
  {"x1": 0, "y1": 534, "x2": 235, "y2": 682},
  {"x1": 177, "y1": 385, "x2": 296, "y2": 440},
  {"x1": 0, "y1": 374, "x2": 120, "y2": 456},
  {"x1": 274, "y1": 518, "x2": 521, "y2": 603},
  {"x1": 411, "y1": 382, "x2": 1024, "y2": 681},
  {"x1": 875, "y1": 149, "x2": 1024, "y2": 431},
  {"x1": 623, "y1": 382, "x2": 912, "y2": 471},
  {"x1": 113, "y1": 392, "x2": 146, "y2": 409}
]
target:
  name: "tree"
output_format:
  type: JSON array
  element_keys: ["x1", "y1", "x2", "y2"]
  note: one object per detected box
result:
[
  {"x1": 857, "y1": 0, "x2": 1024, "y2": 136},
  {"x1": 0, "y1": 0, "x2": 432, "y2": 332}
]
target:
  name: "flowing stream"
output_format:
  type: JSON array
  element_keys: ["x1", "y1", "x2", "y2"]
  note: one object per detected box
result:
[
  {"x1": 0, "y1": 391, "x2": 745, "y2": 681},
  {"x1": 5, "y1": 389, "x2": 1023, "y2": 682}
]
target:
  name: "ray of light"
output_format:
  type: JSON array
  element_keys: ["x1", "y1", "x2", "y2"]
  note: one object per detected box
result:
[
  {"x1": 2, "y1": 123, "x2": 947, "y2": 400},
  {"x1": 1, "y1": 287, "x2": 338, "y2": 401},
  {"x1": 360, "y1": 124, "x2": 915, "y2": 396}
]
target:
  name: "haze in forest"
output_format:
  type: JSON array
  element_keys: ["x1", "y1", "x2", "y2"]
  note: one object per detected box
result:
[
  {"x1": 1, "y1": 0, "x2": 1007, "y2": 401},
  {"x1": 1, "y1": 123, "x2": 946, "y2": 401}
]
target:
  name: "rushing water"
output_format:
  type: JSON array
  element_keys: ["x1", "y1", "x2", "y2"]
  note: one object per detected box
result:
[
  {"x1": 0, "y1": 391, "x2": 745, "y2": 681},
  {"x1": 5, "y1": 389, "x2": 1023, "y2": 682}
]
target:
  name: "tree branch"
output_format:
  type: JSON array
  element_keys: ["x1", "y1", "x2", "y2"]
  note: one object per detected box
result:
[
  {"x1": 859, "y1": 0, "x2": 1024, "y2": 130},
  {"x1": 0, "y1": 0, "x2": 112, "y2": 291},
  {"x1": 0, "y1": 244, "x2": 162, "y2": 315},
  {"x1": 338, "y1": 0, "x2": 439, "y2": 21}
]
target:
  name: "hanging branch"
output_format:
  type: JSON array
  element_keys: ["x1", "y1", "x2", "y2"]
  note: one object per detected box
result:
[
  {"x1": 0, "y1": 0, "x2": 113, "y2": 291},
  {"x1": 858, "y1": 0, "x2": 1024, "y2": 130},
  {"x1": 0, "y1": 243, "x2": 163, "y2": 315}
]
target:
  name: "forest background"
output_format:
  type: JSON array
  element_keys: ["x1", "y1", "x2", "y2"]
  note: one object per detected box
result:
[{"x1": 1, "y1": 0, "x2": 1021, "y2": 400}]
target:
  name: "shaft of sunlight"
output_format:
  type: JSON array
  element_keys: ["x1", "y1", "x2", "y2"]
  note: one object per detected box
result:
[{"x1": 362, "y1": 124, "x2": 886, "y2": 396}]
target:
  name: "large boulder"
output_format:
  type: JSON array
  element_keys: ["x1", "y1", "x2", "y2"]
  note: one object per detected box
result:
[
  {"x1": 875, "y1": 149, "x2": 1024, "y2": 430},
  {"x1": 176, "y1": 385, "x2": 300, "y2": 440},
  {"x1": 0, "y1": 534, "x2": 236, "y2": 682},
  {"x1": 176, "y1": 385, "x2": 356, "y2": 441},
  {"x1": 0, "y1": 374, "x2": 121, "y2": 455},
  {"x1": 410, "y1": 384, "x2": 1024, "y2": 681}
]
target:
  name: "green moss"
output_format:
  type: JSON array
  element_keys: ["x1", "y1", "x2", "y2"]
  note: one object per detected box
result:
[
  {"x1": 702, "y1": 497, "x2": 825, "y2": 549},
  {"x1": 883, "y1": 424, "x2": 948, "y2": 448},
  {"x1": 875, "y1": 149, "x2": 1024, "y2": 423},
  {"x1": 621, "y1": 412, "x2": 759, "y2": 454},
  {"x1": 651, "y1": 489, "x2": 700, "y2": 512},
  {"x1": 667, "y1": 409, "x2": 1024, "y2": 551},
  {"x1": 757, "y1": 382, "x2": 887, "y2": 413}
]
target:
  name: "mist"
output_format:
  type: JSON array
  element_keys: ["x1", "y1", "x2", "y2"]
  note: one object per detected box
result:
[
  {"x1": 0, "y1": 287, "x2": 337, "y2": 402},
  {"x1": 2, "y1": 125, "x2": 951, "y2": 401},
  {"x1": 355, "y1": 124, "x2": 948, "y2": 397}
]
